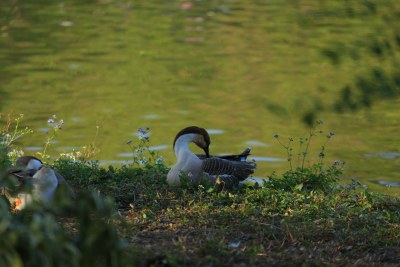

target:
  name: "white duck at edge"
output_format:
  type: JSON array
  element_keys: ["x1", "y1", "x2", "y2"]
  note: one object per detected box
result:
[
  {"x1": 5, "y1": 156, "x2": 75, "y2": 210},
  {"x1": 167, "y1": 126, "x2": 256, "y2": 188}
]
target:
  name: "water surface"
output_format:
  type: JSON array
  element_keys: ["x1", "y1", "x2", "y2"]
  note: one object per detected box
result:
[{"x1": 1, "y1": 0, "x2": 399, "y2": 194}]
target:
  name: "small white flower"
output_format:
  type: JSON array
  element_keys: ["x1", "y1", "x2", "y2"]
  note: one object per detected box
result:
[{"x1": 7, "y1": 149, "x2": 24, "y2": 159}]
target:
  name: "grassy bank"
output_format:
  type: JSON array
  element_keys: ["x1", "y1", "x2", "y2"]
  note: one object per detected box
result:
[
  {"x1": 1, "y1": 117, "x2": 399, "y2": 266},
  {"x1": 55, "y1": 159, "x2": 400, "y2": 266}
]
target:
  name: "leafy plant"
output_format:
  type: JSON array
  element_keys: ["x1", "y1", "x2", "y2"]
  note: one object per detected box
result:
[
  {"x1": 0, "y1": 173, "x2": 129, "y2": 267},
  {"x1": 0, "y1": 113, "x2": 32, "y2": 170},
  {"x1": 271, "y1": 120, "x2": 343, "y2": 192}
]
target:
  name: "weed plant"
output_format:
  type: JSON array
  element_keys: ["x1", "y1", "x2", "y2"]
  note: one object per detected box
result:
[{"x1": 270, "y1": 120, "x2": 343, "y2": 192}]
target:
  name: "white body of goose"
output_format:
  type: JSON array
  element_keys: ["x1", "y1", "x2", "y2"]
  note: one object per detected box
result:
[
  {"x1": 6, "y1": 156, "x2": 74, "y2": 210},
  {"x1": 167, "y1": 126, "x2": 256, "y2": 188}
]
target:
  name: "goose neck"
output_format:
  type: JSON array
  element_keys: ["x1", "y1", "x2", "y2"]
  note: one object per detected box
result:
[{"x1": 174, "y1": 134, "x2": 198, "y2": 161}]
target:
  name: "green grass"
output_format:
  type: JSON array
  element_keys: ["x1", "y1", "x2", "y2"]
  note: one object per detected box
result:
[{"x1": 52, "y1": 158, "x2": 400, "y2": 266}]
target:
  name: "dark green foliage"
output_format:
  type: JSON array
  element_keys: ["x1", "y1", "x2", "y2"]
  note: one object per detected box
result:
[
  {"x1": 334, "y1": 85, "x2": 358, "y2": 112},
  {"x1": 52, "y1": 159, "x2": 169, "y2": 209},
  {"x1": 0, "y1": 124, "x2": 134, "y2": 266},
  {"x1": 0, "y1": 168, "x2": 129, "y2": 267},
  {"x1": 362, "y1": 0, "x2": 377, "y2": 13},
  {"x1": 301, "y1": 111, "x2": 316, "y2": 127},
  {"x1": 394, "y1": 32, "x2": 400, "y2": 47},
  {"x1": 0, "y1": 147, "x2": 11, "y2": 173},
  {"x1": 315, "y1": 1, "x2": 400, "y2": 113},
  {"x1": 267, "y1": 164, "x2": 341, "y2": 192},
  {"x1": 334, "y1": 68, "x2": 400, "y2": 112},
  {"x1": 320, "y1": 48, "x2": 341, "y2": 65}
]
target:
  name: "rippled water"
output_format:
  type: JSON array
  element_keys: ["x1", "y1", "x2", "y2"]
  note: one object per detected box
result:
[{"x1": 1, "y1": 0, "x2": 399, "y2": 194}]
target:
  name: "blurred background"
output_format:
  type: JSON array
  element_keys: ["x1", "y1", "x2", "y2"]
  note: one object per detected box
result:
[{"x1": 1, "y1": 0, "x2": 399, "y2": 194}]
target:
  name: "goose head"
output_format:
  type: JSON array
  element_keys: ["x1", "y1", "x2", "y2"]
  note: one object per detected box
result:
[
  {"x1": 5, "y1": 156, "x2": 43, "y2": 185},
  {"x1": 173, "y1": 126, "x2": 210, "y2": 157},
  {"x1": 16, "y1": 156, "x2": 43, "y2": 171}
]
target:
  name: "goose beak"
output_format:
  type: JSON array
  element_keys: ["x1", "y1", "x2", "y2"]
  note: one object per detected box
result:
[{"x1": 204, "y1": 146, "x2": 210, "y2": 158}]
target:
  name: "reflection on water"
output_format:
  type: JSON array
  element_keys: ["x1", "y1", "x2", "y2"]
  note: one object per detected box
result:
[
  {"x1": 70, "y1": 117, "x2": 84, "y2": 123},
  {"x1": 249, "y1": 156, "x2": 284, "y2": 163},
  {"x1": 149, "y1": 145, "x2": 169, "y2": 151},
  {"x1": 365, "y1": 152, "x2": 400, "y2": 160},
  {"x1": 376, "y1": 180, "x2": 400, "y2": 187},
  {"x1": 55, "y1": 146, "x2": 82, "y2": 151},
  {"x1": 206, "y1": 129, "x2": 224, "y2": 135},
  {"x1": 37, "y1": 128, "x2": 50, "y2": 133},
  {"x1": 25, "y1": 146, "x2": 43, "y2": 151},
  {"x1": 244, "y1": 140, "x2": 270, "y2": 147},
  {"x1": 117, "y1": 153, "x2": 134, "y2": 158},
  {"x1": 377, "y1": 152, "x2": 400, "y2": 160},
  {"x1": 117, "y1": 145, "x2": 169, "y2": 158},
  {"x1": 142, "y1": 114, "x2": 160, "y2": 120},
  {"x1": 1, "y1": 0, "x2": 400, "y2": 194}
]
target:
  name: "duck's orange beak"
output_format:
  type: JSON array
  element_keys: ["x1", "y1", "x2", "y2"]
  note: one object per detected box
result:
[{"x1": 15, "y1": 197, "x2": 22, "y2": 208}]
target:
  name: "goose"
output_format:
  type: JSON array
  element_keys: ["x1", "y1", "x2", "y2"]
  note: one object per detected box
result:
[
  {"x1": 4, "y1": 156, "x2": 75, "y2": 210},
  {"x1": 167, "y1": 126, "x2": 256, "y2": 188}
]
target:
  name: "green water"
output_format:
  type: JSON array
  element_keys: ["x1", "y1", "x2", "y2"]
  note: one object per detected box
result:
[{"x1": 1, "y1": 0, "x2": 399, "y2": 195}]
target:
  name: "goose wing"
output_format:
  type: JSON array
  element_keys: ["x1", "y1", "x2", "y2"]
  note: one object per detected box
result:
[
  {"x1": 197, "y1": 148, "x2": 251, "y2": 161},
  {"x1": 202, "y1": 157, "x2": 256, "y2": 186}
]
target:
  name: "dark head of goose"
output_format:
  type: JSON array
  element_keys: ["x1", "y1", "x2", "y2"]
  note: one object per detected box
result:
[
  {"x1": 16, "y1": 156, "x2": 43, "y2": 170},
  {"x1": 173, "y1": 126, "x2": 211, "y2": 157}
]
